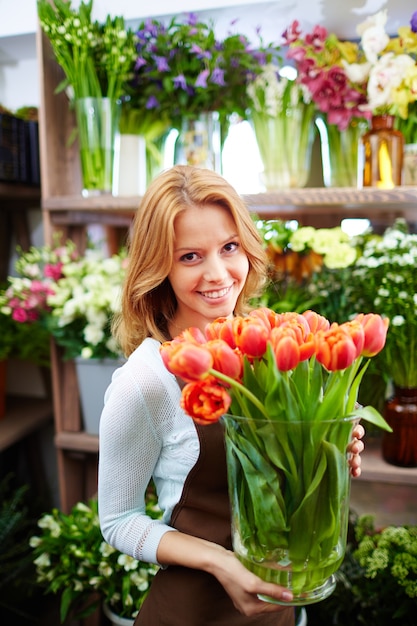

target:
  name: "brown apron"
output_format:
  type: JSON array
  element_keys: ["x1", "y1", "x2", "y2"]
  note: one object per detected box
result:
[{"x1": 134, "y1": 422, "x2": 295, "y2": 626}]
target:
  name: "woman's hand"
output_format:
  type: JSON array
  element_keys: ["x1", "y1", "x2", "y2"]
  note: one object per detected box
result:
[
  {"x1": 347, "y1": 423, "x2": 365, "y2": 478},
  {"x1": 212, "y1": 549, "x2": 293, "y2": 616}
]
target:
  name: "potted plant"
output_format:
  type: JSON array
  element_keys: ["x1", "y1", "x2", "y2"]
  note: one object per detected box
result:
[
  {"x1": 306, "y1": 513, "x2": 417, "y2": 626},
  {"x1": 29, "y1": 488, "x2": 161, "y2": 624},
  {"x1": 0, "y1": 238, "x2": 127, "y2": 433}
]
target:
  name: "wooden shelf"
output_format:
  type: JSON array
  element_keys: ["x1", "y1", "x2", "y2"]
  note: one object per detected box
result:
[
  {"x1": 358, "y1": 438, "x2": 417, "y2": 485},
  {"x1": 55, "y1": 431, "x2": 98, "y2": 453},
  {"x1": 0, "y1": 396, "x2": 53, "y2": 451}
]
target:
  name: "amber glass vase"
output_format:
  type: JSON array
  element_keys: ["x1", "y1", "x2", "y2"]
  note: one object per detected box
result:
[
  {"x1": 382, "y1": 386, "x2": 417, "y2": 467},
  {"x1": 362, "y1": 114, "x2": 404, "y2": 188}
]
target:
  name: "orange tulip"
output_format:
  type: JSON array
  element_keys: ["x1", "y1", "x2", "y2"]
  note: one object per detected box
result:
[
  {"x1": 160, "y1": 342, "x2": 213, "y2": 382},
  {"x1": 338, "y1": 320, "x2": 365, "y2": 358},
  {"x1": 180, "y1": 378, "x2": 231, "y2": 424},
  {"x1": 232, "y1": 316, "x2": 269, "y2": 358},
  {"x1": 315, "y1": 325, "x2": 358, "y2": 371},
  {"x1": 248, "y1": 307, "x2": 278, "y2": 331},
  {"x1": 302, "y1": 310, "x2": 330, "y2": 332},
  {"x1": 207, "y1": 339, "x2": 243, "y2": 380},
  {"x1": 355, "y1": 313, "x2": 390, "y2": 357},
  {"x1": 205, "y1": 317, "x2": 236, "y2": 348}
]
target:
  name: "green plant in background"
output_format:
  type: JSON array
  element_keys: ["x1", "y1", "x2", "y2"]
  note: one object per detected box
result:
[
  {"x1": 306, "y1": 513, "x2": 417, "y2": 626},
  {"x1": 30, "y1": 490, "x2": 161, "y2": 622}
]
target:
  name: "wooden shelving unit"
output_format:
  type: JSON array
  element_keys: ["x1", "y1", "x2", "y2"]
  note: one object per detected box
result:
[
  {"x1": 0, "y1": 395, "x2": 52, "y2": 452},
  {"x1": 36, "y1": 26, "x2": 417, "y2": 520}
]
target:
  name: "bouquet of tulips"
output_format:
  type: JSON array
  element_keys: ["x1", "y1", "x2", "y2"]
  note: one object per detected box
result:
[{"x1": 161, "y1": 308, "x2": 391, "y2": 600}]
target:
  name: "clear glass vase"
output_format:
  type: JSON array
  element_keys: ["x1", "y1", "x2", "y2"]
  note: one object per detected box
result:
[
  {"x1": 318, "y1": 116, "x2": 368, "y2": 187},
  {"x1": 222, "y1": 414, "x2": 357, "y2": 606},
  {"x1": 74, "y1": 97, "x2": 121, "y2": 197},
  {"x1": 251, "y1": 102, "x2": 316, "y2": 190},
  {"x1": 174, "y1": 111, "x2": 222, "y2": 172}
]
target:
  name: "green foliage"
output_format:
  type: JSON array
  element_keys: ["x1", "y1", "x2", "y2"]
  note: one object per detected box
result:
[
  {"x1": 30, "y1": 489, "x2": 161, "y2": 622},
  {"x1": 306, "y1": 513, "x2": 417, "y2": 626}
]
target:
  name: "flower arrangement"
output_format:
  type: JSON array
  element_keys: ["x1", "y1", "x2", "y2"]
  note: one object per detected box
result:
[
  {"x1": 0, "y1": 241, "x2": 126, "y2": 361},
  {"x1": 128, "y1": 13, "x2": 280, "y2": 131},
  {"x1": 342, "y1": 10, "x2": 417, "y2": 125},
  {"x1": 246, "y1": 65, "x2": 316, "y2": 188},
  {"x1": 29, "y1": 491, "x2": 161, "y2": 621},
  {"x1": 161, "y1": 307, "x2": 390, "y2": 598},
  {"x1": 255, "y1": 220, "x2": 358, "y2": 317},
  {"x1": 347, "y1": 218, "x2": 417, "y2": 388},
  {"x1": 37, "y1": 0, "x2": 137, "y2": 101},
  {"x1": 282, "y1": 20, "x2": 370, "y2": 131}
]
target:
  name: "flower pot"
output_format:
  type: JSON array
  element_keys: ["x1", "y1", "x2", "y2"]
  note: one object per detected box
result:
[
  {"x1": 74, "y1": 97, "x2": 121, "y2": 197},
  {"x1": 222, "y1": 414, "x2": 357, "y2": 606},
  {"x1": 75, "y1": 357, "x2": 125, "y2": 435},
  {"x1": 103, "y1": 602, "x2": 135, "y2": 626},
  {"x1": 382, "y1": 386, "x2": 417, "y2": 468},
  {"x1": 361, "y1": 114, "x2": 404, "y2": 188},
  {"x1": 174, "y1": 112, "x2": 222, "y2": 172}
]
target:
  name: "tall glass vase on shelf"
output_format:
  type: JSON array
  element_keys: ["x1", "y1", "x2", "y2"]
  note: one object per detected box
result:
[
  {"x1": 251, "y1": 101, "x2": 316, "y2": 191},
  {"x1": 74, "y1": 97, "x2": 121, "y2": 197},
  {"x1": 174, "y1": 111, "x2": 222, "y2": 173},
  {"x1": 382, "y1": 386, "x2": 417, "y2": 468},
  {"x1": 317, "y1": 116, "x2": 368, "y2": 187},
  {"x1": 362, "y1": 114, "x2": 404, "y2": 188}
]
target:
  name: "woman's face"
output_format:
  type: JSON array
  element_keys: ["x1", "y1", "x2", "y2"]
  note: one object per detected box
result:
[{"x1": 168, "y1": 203, "x2": 249, "y2": 334}]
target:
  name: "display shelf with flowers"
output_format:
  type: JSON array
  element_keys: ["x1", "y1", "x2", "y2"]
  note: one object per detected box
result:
[
  {"x1": 29, "y1": 488, "x2": 161, "y2": 623},
  {"x1": 0, "y1": 240, "x2": 126, "y2": 362},
  {"x1": 254, "y1": 220, "x2": 359, "y2": 319},
  {"x1": 342, "y1": 10, "x2": 417, "y2": 188},
  {"x1": 160, "y1": 308, "x2": 391, "y2": 604},
  {"x1": 282, "y1": 18, "x2": 370, "y2": 187},
  {"x1": 37, "y1": 0, "x2": 138, "y2": 194},
  {"x1": 128, "y1": 13, "x2": 281, "y2": 173},
  {"x1": 346, "y1": 218, "x2": 417, "y2": 467},
  {"x1": 246, "y1": 65, "x2": 316, "y2": 190}
]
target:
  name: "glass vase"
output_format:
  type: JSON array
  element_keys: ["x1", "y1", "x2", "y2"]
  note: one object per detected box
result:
[
  {"x1": 318, "y1": 116, "x2": 367, "y2": 187},
  {"x1": 403, "y1": 143, "x2": 417, "y2": 185},
  {"x1": 222, "y1": 414, "x2": 357, "y2": 606},
  {"x1": 382, "y1": 386, "x2": 417, "y2": 468},
  {"x1": 251, "y1": 102, "x2": 316, "y2": 190},
  {"x1": 74, "y1": 97, "x2": 121, "y2": 197},
  {"x1": 174, "y1": 111, "x2": 222, "y2": 172},
  {"x1": 362, "y1": 114, "x2": 404, "y2": 188}
]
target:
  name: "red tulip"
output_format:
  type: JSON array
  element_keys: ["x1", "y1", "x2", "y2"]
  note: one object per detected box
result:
[
  {"x1": 315, "y1": 325, "x2": 358, "y2": 371},
  {"x1": 354, "y1": 313, "x2": 389, "y2": 357},
  {"x1": 180, "y1": 378, "x2": 231, "y2": 424},
  {"x1": 272, "y1": 332, "x2": 301, "y2": 371},
  {"x1": 338, "y1": 320, "x2": 365, "y2": 358},
  {"x1": 207, "y1": 340, "x2": 243, "y2": 380},
  {"x1": 249, "y1": 307, "x2": 278, "y2": 331},
  {"x1": 232, "y1": 316, "x2": 269, "y2": 358},
  {"x1": 160, "y1": 342, "x2": 213, "y2": 382}
]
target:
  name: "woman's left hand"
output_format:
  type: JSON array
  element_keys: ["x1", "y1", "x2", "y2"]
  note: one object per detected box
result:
[{"x1": 347, "y1": 423, "x2": 365, "y2": 478}]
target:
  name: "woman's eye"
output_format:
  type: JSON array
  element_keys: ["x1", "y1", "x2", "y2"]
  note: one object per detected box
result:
[
  {"x1": 180, "y1": 252, "x2": 198, "y2": 262},
  {"x1": 224, "y1": 241, "x2": 239, "y2": 253}
]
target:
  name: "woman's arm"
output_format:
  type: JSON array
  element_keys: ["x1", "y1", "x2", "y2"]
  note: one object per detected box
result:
[{"x1": 156, "y1": 530, "x2": 293, "y2": 616}]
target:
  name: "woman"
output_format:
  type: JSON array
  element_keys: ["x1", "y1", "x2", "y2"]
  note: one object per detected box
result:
[{"x1": 98, "y1": 165, "x2": 364, "y2": 625}]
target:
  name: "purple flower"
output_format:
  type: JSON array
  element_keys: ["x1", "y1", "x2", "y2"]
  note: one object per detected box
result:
[
  {"x1": 173, "y1": 74, "x2": 188, "y2": 90},
  {"x1": 155, "y1": 55, "x2": 170, "y2": 72},
  {"x1": 411, "y1": 11, "x2": 417, "y2": 33},
  {"x1": 195, "y1": 69, "x2": 209, "y2": 87},
  {"x1": 134, "y1": 57, "x2": 146, "y2": 70},
  {"x1": 146, "y1": 95, "x2": 159, "y2": 109},
  {"x1": 210, "y1": 68, "x2": 226, "y2": 86},
  {"x1": 186, "y1": 13, "x2": 198, "y2": 26}
]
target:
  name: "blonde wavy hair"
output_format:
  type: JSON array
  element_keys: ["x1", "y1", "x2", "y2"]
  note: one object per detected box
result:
[{"x1": 113, "y1": 165, "x2": 267, "y2": 356}]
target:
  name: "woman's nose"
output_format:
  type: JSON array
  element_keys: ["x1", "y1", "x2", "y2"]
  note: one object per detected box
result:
[{"x1": 203, "y1": 255, "x2": 228, "y2": 282}]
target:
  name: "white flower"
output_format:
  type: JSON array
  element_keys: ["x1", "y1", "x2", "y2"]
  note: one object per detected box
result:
[
  {"x1": 366, "y1": 53, "x2": 415, "y2": 111},
  {"x1": 357, "y1": 10, "x2": 389, "y2": 64}
]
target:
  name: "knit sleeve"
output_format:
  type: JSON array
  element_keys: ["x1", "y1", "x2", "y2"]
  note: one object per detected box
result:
[{"x1": 98, "y1": 339, "x2": 196, "y2": 564}]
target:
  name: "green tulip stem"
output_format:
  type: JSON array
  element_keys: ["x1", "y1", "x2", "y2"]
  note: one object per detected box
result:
[{"x1": 208, "y1": 368, "x2": 270, "y2": 419}]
